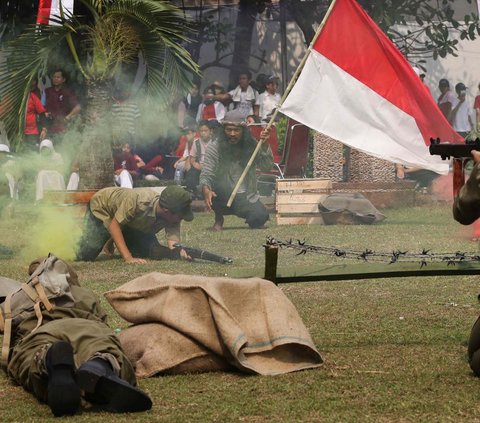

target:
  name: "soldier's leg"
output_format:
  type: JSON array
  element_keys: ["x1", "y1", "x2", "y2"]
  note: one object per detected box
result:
[
  {"x1": 211, "y1": 192, "x2": 235, "y2": 231},
  {"x1": 75, "y1": 206, "x2": 111, "y2": 261},
  {"x1": 230, "y1": 193, "x2": 269, "y2": 228},
  {"x1": 8, "y1": 318, "x2": 148, "y2": 413},
  {"x1": 122, "y1": 227, "x2": 180, "y2": 260}
]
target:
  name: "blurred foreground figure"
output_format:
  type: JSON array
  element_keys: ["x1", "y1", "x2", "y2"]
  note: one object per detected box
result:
[
  {"x1": 76, "y1": 185, "x2": 194, "y2": 263},
  {"x1": 0, "y1": 255, "x2": 152, "y2": 417},
  {"x1": 453, "y1": 150, "x2": 480, "y2": 225},
  {"x1": 200, "y1": 110, "x2": 272, "y2": 231}
]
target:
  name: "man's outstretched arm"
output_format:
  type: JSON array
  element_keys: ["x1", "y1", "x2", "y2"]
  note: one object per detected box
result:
[{"x1": 108, "y1": 218, "x2": 146, "y2": 264}]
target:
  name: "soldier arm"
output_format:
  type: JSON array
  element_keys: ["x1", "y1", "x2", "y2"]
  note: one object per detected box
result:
[
  {"x1": 108, "y1": 218, "x2": 146, "y2": 264},
  {"x1": 453, "y1": 151, "x2": 480, "y2": 225}
]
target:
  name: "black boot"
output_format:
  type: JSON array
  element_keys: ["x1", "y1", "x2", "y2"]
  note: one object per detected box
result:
[
  {"x1": 45, "y1": 341, "x2": 81, "y2": 417},
  {"x1": 76, "y1": 358, "x2": 152, "y2": 412}
]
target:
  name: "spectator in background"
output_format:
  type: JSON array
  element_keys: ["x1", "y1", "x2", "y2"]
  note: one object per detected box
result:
[
  {"x1": 412, "y1": 66, "x2": 431, "y2": 95},
  {"x1": 452, "y1": 82, "x2": 473, "y2": 138},
  {"x1": 196, "y1": 86, "x2": 226, "y2": 123},
  {"x1": 258, "y1": 75, "x2": 281, "y2": 122},
  {"x1": 210, "y1": 81, "x2": 231, "y2": 109},
  {"x1": 185, "y1": 121, "x2": 214, "y2": 197},
  {"x1": 174, "y1": 126, "x2": 196, "y2": 182},
  {"x1": 0, "y1": 144, "x2": 17, "y2": 202},
  {"x1": 246, "y1": 115, "x2": 261, "y2": 125},
  {"x1": 35, "y1": 139, "x2": 66, "y2": 201},
  {"x1": 111, "y1": 85, "x2": 141, "y2": 145},
  {"x1": 44, "y1": 69, "x2": 81, "y2": 146},
  {"x1": 177, "y1": 82, "x2": 202, "y2": 128},
  {"x1": 24, "y1": 80, "x2": 49, "y2": 152},
  {"x1": 112, "y1": 143, "x2": 139, "y2": 189},
  {"x1": 437, "y1": 78, "x2": 458, "y2": 124},
  {"x1": 215, "y1": 71, "x2": 260, "y2": 119}
]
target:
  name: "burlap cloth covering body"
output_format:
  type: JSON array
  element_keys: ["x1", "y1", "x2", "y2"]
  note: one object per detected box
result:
[{"x1": 105, "y1": 273, "x2": 322, "y2": 377}]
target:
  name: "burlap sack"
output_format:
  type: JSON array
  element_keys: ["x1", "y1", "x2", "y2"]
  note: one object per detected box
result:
[
  {"x1": 105, "y1": 273, "x2": 322, "y2": 376},
  {"x1": 118, "y1": 323, "x2": 233, "y2": 377}
]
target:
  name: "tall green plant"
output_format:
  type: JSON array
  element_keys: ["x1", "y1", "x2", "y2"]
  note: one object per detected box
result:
[{"x1": 0, "y1": 0, "x2": 199, "y2": 188}]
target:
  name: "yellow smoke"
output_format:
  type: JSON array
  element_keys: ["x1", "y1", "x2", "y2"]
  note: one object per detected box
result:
[{"x1": 20, "y1": 203, "x2": 83, "y2": 261}]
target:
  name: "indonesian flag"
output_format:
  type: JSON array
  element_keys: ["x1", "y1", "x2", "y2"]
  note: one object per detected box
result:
[
  {"x1": 37, "y1": 0, "x2": 74, "y2": 25},
  {"x1": 280, "y1": 0, "x2": 463, "y2": 174}
]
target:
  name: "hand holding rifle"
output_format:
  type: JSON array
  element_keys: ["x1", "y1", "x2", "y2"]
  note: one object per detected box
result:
[{"x1": 471, "y1": 150, "x2": 480, "y2": 163}]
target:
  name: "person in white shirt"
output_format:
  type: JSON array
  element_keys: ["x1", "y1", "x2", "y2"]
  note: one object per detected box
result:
[
  {"x1": 196, "y1": 86, "x2": 226, "y2": 123},
  {"x1": 437, "y1": 78, "x2": 459, "y2": 124},
  {"x1": 215, "y1": 71, "x2": 260, "y2": 119},
  {"x1": 452, "y1": 82, "x2": 474, "y2": 138},
  {"x1": 258, "y1": 75, "x2": 281, "y2": 122},
  {"x1": 185, "y1": 121, "x2": 213, "y2": 197}
]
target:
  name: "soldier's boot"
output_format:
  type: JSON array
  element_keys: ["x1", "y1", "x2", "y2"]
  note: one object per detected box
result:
[
  {"x1": 76, "y1": 358, "x2": 152, "y2": 412},
  {"x1": 45, "y1": 341, "x2": 81, "y2": 417}
]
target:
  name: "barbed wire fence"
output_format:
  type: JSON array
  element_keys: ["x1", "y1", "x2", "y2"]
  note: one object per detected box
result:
[{"x1": 265, "y1": 237, "x2": 480, "y2": 268}]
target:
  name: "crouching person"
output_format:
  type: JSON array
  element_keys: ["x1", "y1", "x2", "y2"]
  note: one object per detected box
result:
[
  {"x1": 1, "y1": 255, "x2": 152, "y2": 416},
  {"x1": 76, "y1": 185, "x2": 194, "y2": 263},
  {"x1": 199, "y1": 110, "x2": 272, "y2": 231}
]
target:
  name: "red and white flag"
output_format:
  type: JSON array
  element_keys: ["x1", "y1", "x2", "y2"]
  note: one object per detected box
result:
[
  {"x1": 280, "y1": 0, "x2": 463, "y2": 174},
  {"x1": 37, "y1": 0, "x2": 74, "y2": 26}
]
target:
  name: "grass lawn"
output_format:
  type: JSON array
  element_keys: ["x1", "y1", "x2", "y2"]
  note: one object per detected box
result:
[{"x1": 1, "y1": 201, "x2": 480, "y2": 422}]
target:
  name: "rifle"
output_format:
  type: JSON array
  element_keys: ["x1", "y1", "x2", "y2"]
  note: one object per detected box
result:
[
  {"x1": 429, "y1": 137, "x2": 480, "y2": 197},
  {"x1": 173, "y1": 244, "x2": 233, "y2": 264}
]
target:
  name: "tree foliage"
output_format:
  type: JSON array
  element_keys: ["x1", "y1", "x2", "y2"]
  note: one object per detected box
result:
[
  {"x1": 176, "y1": 0, "x2": 479, "y2": 76},
  {"x1": 278, "y1": 0, "x2": 480, "y2": 60},
  {"x1": 0, "y1": 0, "x2": 199, "y2": 141}
]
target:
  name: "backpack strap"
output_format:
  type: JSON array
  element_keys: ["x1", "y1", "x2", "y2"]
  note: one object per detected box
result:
[
  {"x1": 1, "y1": 293, "x2": 13, "y2": 367},
  {"x1": 0, "y1": 306, "x2": 4, "y2": 333},
  {"x1": 21, "y1": 283, "x2": 39, "y2": 303},
  {"x1": 30, "y1": 276, "x2": 55, "y2": 312},
  {"x1": 31, "y1": 302, "x2": 44, "y2": 333}
]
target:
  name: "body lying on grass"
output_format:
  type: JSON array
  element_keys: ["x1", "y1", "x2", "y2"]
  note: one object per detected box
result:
[{"x1": 0, "y1": 255, "x2": 152, "y2": 417}]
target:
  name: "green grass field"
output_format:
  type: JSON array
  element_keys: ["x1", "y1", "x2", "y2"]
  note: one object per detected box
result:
[{"x1": 2, "y1": 202, "x2": 480, "y2": 422}]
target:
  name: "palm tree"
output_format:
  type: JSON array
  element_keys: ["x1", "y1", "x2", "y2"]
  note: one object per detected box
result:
[{"x1": 0, "y1": 0, "x2": 199, "y2": 188}]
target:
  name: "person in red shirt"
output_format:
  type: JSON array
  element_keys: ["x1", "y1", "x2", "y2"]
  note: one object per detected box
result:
[
  {"x1": 24, "y1": 80, "x2": 49, "y2": 152},
  {"x1": 112, "y1": 143, "x2": 140, "y2": 188},
  {"x1": 44, "y1": 68, "x2": 81, "y2": 145},
  {"x1": 196, "y1": 86, "x2": 226, "y2": 123}
]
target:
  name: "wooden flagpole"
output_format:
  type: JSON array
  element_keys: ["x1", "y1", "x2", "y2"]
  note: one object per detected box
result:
[{"x1": 226, "y1": 0, "x2": 339, "y2": 207}]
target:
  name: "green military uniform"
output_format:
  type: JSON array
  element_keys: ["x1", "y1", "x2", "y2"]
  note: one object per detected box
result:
[
  {"x1": 453, "y1": 163, "x2": 480, "y2": 224},
  {"x1": 6, "y1": 284, "x2": 136, "y2": 403},
  {"x1": 76, "y1": 186, "x2": 192, "y2": 261},
  {"x1": 453, "y1": 163, "x2": 480, "y2": 376}
]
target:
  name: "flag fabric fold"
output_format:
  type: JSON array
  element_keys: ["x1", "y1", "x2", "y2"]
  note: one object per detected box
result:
[
  {"x1": 280, "y1": 0, "x2": 463, "y2": 174},
  {"x1": 37, "y1": 0, "x2": 74, "y2": 26}
]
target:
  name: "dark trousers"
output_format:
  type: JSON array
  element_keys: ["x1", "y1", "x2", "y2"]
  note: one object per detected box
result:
[
  {"x1": 184, "y1": 168, "x2": 200, "y2": 193},
  {"x1": 75, "y1": 206, "x2": 179, "y2": 261},
  {"x1": 212, "y1": 191, "x2": 269, "y2": 228}
]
